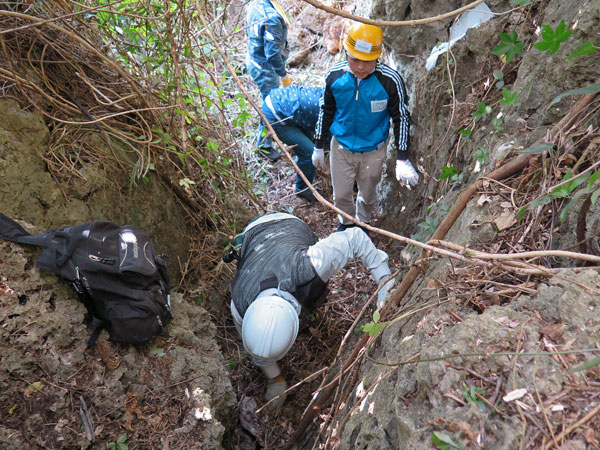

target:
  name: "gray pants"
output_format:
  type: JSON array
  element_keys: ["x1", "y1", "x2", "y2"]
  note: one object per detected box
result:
[{"x1": 330, "y1": 137, "x2": 388, "y2": 225}]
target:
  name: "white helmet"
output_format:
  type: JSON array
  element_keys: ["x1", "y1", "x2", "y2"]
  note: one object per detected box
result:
[{"x1": 242, "y1": 295, "x2": 299, "y2": 362}]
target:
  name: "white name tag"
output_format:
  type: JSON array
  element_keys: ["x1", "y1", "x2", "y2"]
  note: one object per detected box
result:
[
  {"x1": 371, "y1": 100, "x2": 387, "y2": 113},
  {"x1": 354, "y1": 39, "x2": 372, "y2": 54}
]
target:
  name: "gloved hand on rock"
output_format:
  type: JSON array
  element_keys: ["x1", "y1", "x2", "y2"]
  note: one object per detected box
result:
[
  {"x1": 311, "y1": 147, "x2": 327, "y2": 172},
  {"x1": 377, "y1": 278, "x2": 395, "y2": 310},
  {"x1": 265, "y1": 375, "x2": 287, "y2": 411},
  {"x1": 395, "y1": 159, "x2": 419, "y2": 186}
]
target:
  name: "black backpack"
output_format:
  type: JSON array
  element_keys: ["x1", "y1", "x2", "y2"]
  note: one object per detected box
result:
[{"x1": 0, "y1": 213, "x2": 173, "y2": 346}]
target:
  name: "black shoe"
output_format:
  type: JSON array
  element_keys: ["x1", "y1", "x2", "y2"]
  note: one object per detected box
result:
[
  {"x1": 336, "y1": 222, "x2": 349, "y2": 232},
  {"x1": 256, "y1": 147, "x2": 280, "y2": 162},
  {"x1": 295, "y1": 189, "x2": 317, "y2": 203},
  {"x1": 336, "y1": 222, "x2": 370, "y2": 237}
]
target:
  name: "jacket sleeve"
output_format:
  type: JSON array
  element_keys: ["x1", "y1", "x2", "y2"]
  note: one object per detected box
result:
[
  {"x1": 379, "y1": 68, "x2": 410, "y2": 160},
  {"x1": 263, "y1": 16, "x2": 288, "y2": 77},
  {"x1": 314, "y1": 74, "x2": 336, "y2": 150},
  {"x1": 306, "y1": 227, "x2": 391, "y2": 283}
]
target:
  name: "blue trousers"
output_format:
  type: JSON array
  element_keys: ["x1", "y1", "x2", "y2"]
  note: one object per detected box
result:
[
  {"x1": 272, "y1": 123, "x2": 315, "y2": 192},
  {"x1": 247, "y1": 59, "x2": 280, "y2": 149}
]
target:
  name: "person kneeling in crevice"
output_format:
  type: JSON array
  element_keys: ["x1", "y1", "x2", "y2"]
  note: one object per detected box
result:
[{"x1": 225, "y1": 212, "x2": 395, "y2": 411}]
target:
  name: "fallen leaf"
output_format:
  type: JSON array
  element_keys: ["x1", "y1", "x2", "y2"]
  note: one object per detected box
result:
[
  {"x1": 582, "y1": 427, "x2": 598, "y2": 445},
  {"x1": 456, "y1": 421, "x2": 475, "y2": 441},
  {"x1": 481, "y1": 290, "x2": 501, "y2": 307},
  {"x1": 426, "y1": 278, "x2": 445, "y2": 289},
  {"x1": 503, "y1": 388, "x2": 527, "y2": 402},
  {"x1": 539, "y1": 323, "x2": 565, "y2": 342},
  {"x1": 309, "y1": 327, "x2": 322, "y2": 340},
  {"x1": 491, "y1": 316, "x2": 519, "y2": 328},
  {"x1": 494, "y1": 210, "x2": 517, "y2": 231},
  {"x1": 477, "y1": 195, "x2": 491, "y2": 206}
]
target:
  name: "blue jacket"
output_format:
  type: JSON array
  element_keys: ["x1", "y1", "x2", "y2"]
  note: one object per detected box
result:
[
  {"x1": 246, "y1": 0, "x2": 289, "y2": 77},
  {"x1": 262, "y1": 86, "x2": 323, "y2": 134},
  {"x1": 314, "y1": 61, "x2": 410, "y2": 159}
]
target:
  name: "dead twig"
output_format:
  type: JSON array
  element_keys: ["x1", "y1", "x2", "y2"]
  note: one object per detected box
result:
[{"x1": 299, "y1": 0, "x2": 487, "y2": 27}]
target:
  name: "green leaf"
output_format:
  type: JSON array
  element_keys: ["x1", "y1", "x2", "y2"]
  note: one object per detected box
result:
[
  {"x1": 569, "y1": 41, "x2": 597, "y2": 61},
  {"x1": 458, "y1": 129, "x2": 471, "y2": 138},
  {"x1": 373, "y1": 309, "x2": 381, "y2": 323},
  {"x1": 26, "y1": 381, "x2": 44, "y2": 394},
  {"x1": 179, "y1": 177, "x2": 196, "y2": 189},
  {"x1": 528, "y1": 195, "x2": 553, "y2": 210},
  {"x1": 510, "y1": 0, "x2": 531, "y2": 5},
  {"x1": 567, "y1": 356, "x2": 600, "y2": 373},
  {"x1": 440, "y1": 166, "x2": 458, "y2": 180},
  {"x1": 476, "y1": 148, "x2": 490, "y2": 165},
  {"x1": 491, "y1": 31, "x2": 524, "y2": 63},
  {"x1": 463, "y1": 384, "x2": 488, "y2": 412},
  {"x1": 432, "y1": 431, "x2": 466, "y2": 450},
  {"x1": 360, "y1": 310, "x2": 388, "y2": 337},
  {"x1": 491, "y1": 115, "x2": 504, "y2": 132},
  {"x1": 492, "y1": 69, "x2": 504, "y2": 80},
  {"x1": 559, "y1": 188, "x2": 592, "y2": 223},
  {"x1": 534, "y1": 21, "x2": 572, "y2": 55},
  {"x1": 587, "y1": 172, "x2": 600, "y2": 189},
  {"x1": 564, "y1": 172, "x2": 590, "y2": 193},
  {"x1": 549, "y1": 83, "x2": 600, "y2": 106},
  {"x1": 500, "y1": 88, "x2": 519, "y2": 107},
  {"x1": 472, "y1": 102, "x2": 492, "y2": 120},
  {"x1": 151, "y1": 347, "x2": 166, "y2": 357},
  {"x1": 550, "y1": 186, "x2": 570, "y2": 199},
  {"x1": 117, "y1": 433, "x2": 128, "y2": 444},
  {"x1": 533, "y1": 40, "x2": 559, "y2": 54},
  {"x1": 519, "y1": 142, "x2": 555, "y2": 154}
]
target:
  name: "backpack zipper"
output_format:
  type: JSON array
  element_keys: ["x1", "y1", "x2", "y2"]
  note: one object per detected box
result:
[{"x1": 88, "y1": 255, "x2": 115, "y2": 264}]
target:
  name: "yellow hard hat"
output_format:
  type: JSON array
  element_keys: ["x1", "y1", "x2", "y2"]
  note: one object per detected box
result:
[{"x1": 344, "y1": 22, "x2": 383, "y2": 61}]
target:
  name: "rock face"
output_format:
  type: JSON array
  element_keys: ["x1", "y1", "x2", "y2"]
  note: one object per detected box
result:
[
  {"x1": 338, "y1": 270, "x2": 600, "y2": 449},
  {"x1": 0, "y1": 98, "x2": 191, "y2": 281},
  {"x1": 376, "y1": 0, "x2": 600, "y2": 236},
  {"x1": 0, "y1": 101, "x2": 235, "y2": 448},
  {"x1": 330, "y1": 0, "x2": 600, "y2": 448}
]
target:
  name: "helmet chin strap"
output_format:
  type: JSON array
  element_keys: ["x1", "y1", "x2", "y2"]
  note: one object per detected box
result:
[
  {"x1": 276, "y1": 279, "x2": 289, "y2": 298},
  {"x1": 256, "y1": 286, "x2": 302, "y2": 316}
]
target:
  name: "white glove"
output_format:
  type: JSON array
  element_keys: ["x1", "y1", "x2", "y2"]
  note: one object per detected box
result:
[
  {"x1": 377, "y1": 278, "x2": 395, "y2": 309},
  {"x1": 265, "y1": 375, "x2": 287, "y2": 411},
  {"x1": 311, "y1": 147, "x2": 326, "y2": 172},
  {"x1": 395, "y1": 159, "x2": 419, "y2": 186}
]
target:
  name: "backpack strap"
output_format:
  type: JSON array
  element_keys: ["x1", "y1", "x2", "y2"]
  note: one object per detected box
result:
[
  {"x1": 0, "y1": 213, "x2": 52, "y2": 246},
  {"x1": 72, "y1": 267, "x2": 106, "y2": 347},
  {"x1": 86, "y1": 318, "x2": 105, "y2": 347}
]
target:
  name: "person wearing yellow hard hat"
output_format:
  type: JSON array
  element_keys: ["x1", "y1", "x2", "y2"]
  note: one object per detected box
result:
[
  {"x1": 246, "y1": 0, "x2": 293, "y2": 161},
  {"x1": 313, "y1": 22, "x2": 419, "y2": 233}
]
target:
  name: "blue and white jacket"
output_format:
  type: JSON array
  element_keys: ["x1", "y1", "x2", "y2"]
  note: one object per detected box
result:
[
  {"x1": 314, "y1": 61, "x2": 411, "y2": 160},
  {"x1": 262, "y1": 86, "x2": 323, "y2": 134},
  {"x1": 246, "y1": 0, "x2": 290, "y2": 77}
]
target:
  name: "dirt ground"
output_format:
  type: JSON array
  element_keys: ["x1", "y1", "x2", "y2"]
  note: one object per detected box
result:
[
  {"x1": 0, "y1": 2, "x2": 390, "y2": 448},
  {"x1": 210, "y1": 149, "x2": 401, "y2": 448}
]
